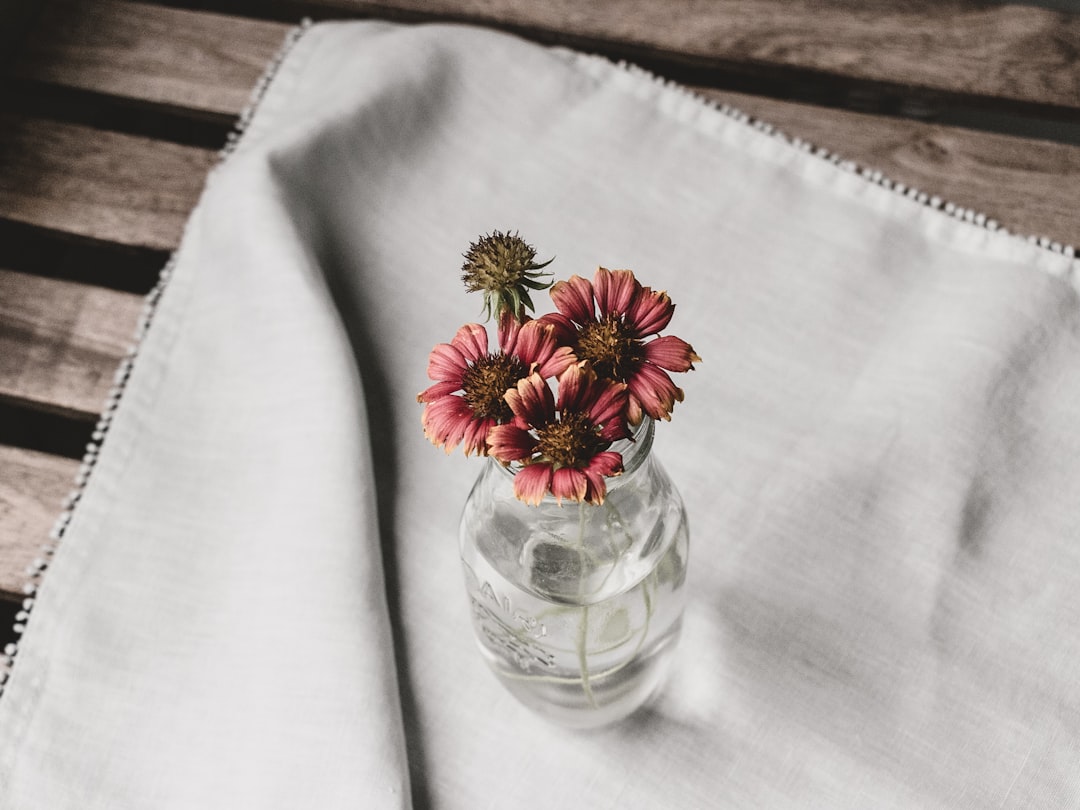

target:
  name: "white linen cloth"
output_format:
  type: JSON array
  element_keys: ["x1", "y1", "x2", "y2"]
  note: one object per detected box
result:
[{"x1": 2, "y1": 19, "x2": 1079, "y2": 809}]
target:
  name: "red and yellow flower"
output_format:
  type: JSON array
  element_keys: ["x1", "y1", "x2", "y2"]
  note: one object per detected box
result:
[
  {"x1": 422, "y1": 235, "x2": 698, "y2": 507},
  {"x1": 487, "y1": 364, "x2": 629, "y2": 506},
  {"x1": 418, "y1": 314, "x2": 574, "y2": 456},
  {"x1": 542, "y1": 267, "x2": 700, "y2": 425}
]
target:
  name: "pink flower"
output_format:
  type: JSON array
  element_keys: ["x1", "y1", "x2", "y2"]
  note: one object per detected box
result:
[
  {"x1": 418, "y1": 314, "x2": 575, "y2": 456},
  {"x1": 488, "y1": 365, "x2": 630, "y2": 506},
  {"x1": 542, "y1": 267, "x2": 700, "y2": 425}
]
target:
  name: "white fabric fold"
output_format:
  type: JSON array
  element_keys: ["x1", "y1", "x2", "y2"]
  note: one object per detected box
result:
[{"x1": 2, "y1": 19, "x2": 1079, "y2": 809}]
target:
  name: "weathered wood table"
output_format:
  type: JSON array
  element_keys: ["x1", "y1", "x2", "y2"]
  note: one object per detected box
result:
[{"x1": 1, "y1": 0, "x2": 1078, "y2": 648}]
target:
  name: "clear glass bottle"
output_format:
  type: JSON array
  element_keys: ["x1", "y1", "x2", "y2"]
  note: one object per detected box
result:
[{"x1": 459, "y1": 418, "x2": 689, "y2": 729}]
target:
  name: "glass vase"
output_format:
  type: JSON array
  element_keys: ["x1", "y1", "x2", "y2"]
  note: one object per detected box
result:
[{"x1": 459, "y1": 418, "x2": 689, "y2": 729}]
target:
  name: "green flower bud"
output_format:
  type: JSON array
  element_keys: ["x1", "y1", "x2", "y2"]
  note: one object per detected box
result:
[{"x1": 461, "y1": 231, "x2": 553, "y2": 322}]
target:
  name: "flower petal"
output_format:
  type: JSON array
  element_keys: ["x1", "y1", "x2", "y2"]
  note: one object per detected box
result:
[
  {"x1": 514, "y1": 463, "x2": 553, "y2": 506},
  {"x1": 598, "y1": 417, "x2": 630, "y2": 443},
  {"x1": 554, "y1": 363, "x2": 589, "y2": 414},
  {"x1": 420, "y1": 395, "x2": 475, "y2": 452},
  {"x1": 582, "y1": 450, "x2": 623, "y2": 504},
  {"x1": 537, "y1": 312, "x2": 578, "y2": 344},
  {"x1": 587, "y1": 450, "x2": 624, "y2": 478},
  {"x1": 550, "y1": 275, "x2": 596, "y2": 325},
  {"x1": 642, "y1": 335, "x2": 700, "y2": 372},
  {"x1": 426, "y1": 342, "x2": 468, "y2": 382},
  {"x1": 451, "y1": 323, "x2": 489, "y2": 362},
  {"x1": 461, "y1": 416, "x2": 495, "y2": 457},
  {"x1": 515, "y1": 322, "x2": 577, "y2": 380},
  {"x1": 512, "y1": 320, "x2": 550, "y2": 368},
  {"x1": 487, "y1": 424, "x2": 538, "y2": 462},
  {"x1": 505, "y1": 372, "x2": 555, "y2": 429},
  {"x1": 582, "y1": 474, "x2": 608, "y2": 505},
  {"x1": 627, "y1": 287, "x2": 675, "y2": 336},
  {"x1": 535, "y1": 345, "x2": 577, "y2": 380},
  {"x1": 551, "y1": 468, "x2": 588, "y2": 504},
  {"x1": 416, "y1": 380, "x2": 462, "y2": 403},
  {"x1": 496, "y1": 310, "x2": 522, "y2": 357},
  {"x1": 628, "y1": 362, "x2": 684, "y2": 421},
  {"x1": 594, "y1": 267, "x2": 638, "y2": 317},
  {"x1": 586, "y1": 379, "x2": 628, "y2": 428}
]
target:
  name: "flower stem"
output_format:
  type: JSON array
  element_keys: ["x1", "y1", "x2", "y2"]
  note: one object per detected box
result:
[
  {"x1": 578, "y1": 603, "x2": 597, "y2": 708},
  {"x1": 584, "y1": 574, "x2": 655, "y2": 683},
  {"x1": 576, "y1": 502, "x2": 599, "y2": 709}
]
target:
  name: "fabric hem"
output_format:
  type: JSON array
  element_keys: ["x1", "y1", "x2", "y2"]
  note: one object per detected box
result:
[
  {"x1": 568, "y1": 51, "x2": 1078, "y2": 286},
  {"x1": 0, "y1": 18, "x2": 316, "y2": 703}
]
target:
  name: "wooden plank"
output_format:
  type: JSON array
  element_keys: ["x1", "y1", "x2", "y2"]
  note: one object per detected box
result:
[
  {"x1": 9, "y1": 0, "x2": 289, "y2": 120},
  {"x1": 0, "y1": 114, "x2": 215, "y2": 250},
  {"x1": 3, "y1": 87, "x2": 1071, "y2": 256},
  {"x1": 0, "y1": 270, "x2": 142, "y2": 420},
  {"x1": 288, "y1": 0, "x2": 1080, "y2": 117},
  {"x1": 696, "y1": 88, "x2": 1080, "y2": 250},
  {"x1": 0, "y1": 446, "x2": 78, "y2": 602},
  {"x1": 13, "y1": 1, "x2": 1080, "y2": 122},
  {"x1": 6, "y1": 2, "x2": 1071, "y2": 250}
]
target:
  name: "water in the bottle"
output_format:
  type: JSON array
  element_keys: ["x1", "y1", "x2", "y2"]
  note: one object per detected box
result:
[{"x1": 462, "y1": 531, "x2": 686, "y2": 729}]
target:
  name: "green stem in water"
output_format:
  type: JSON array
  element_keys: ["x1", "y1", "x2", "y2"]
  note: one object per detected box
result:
[
  {"x1": 578, "y1": 603, "x2": 597, "y2": 708},
  {"x1": 589, "y1": 573, "x2": 655, "y2": 682},
  {"x1": 501, "y1": 574, "x2": 656, "y2": 686},
  {"x1": 576, "y1": 501, "x2": 599, "y2": 709}
]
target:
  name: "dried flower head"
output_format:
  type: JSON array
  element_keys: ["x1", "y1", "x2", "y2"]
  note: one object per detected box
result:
[
  {"x1": 423, "y1": 232, "x2": 698, "y2": 506},
  {"x1": 542, "y1": 267, "x2": 700, "y2": 425},
  {"x1": 487, "y1": 365, "x2": 630, "y2": 505},
  {"x1": 461, "y1": 231, "x2": 553, "y2": 322},
  {"x1": 418, "y1": 313, "x2": 574, "y2": 456}
]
